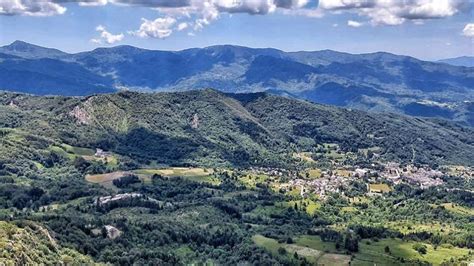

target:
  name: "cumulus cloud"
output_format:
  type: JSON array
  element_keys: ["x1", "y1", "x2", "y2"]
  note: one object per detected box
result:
[
  {"x1": 1, "y1": 0, "x2": 312, "y2": 17},
  {"x1": 0, "y1": 0, "x2": 66, "y2": 16},
  {"x1": 462, "y1": 23, "x2": 474, "y2": 37},
  {"x1": 131, "y1": 17, "x2": 177, "y2": 38},
  {"x1": 2, "y1": 0, "x2": 469, "y2": 42},
  {"x1": 347, "y1": 20, "x2": 363, "y2": 27},
  {"x1": 91, "y1": 25, "x2": 124, "y2": 44},
  {"x1": 318, "y1": 0, "x2": 470, "y2": 26}
]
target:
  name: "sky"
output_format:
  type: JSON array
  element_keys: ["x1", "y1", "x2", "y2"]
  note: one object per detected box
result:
[{"x1": 0, "y1": 0, "x2": 473, "y2": 60}]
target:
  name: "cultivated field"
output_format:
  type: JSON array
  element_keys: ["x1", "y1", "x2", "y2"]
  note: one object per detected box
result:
[
  {"x1": 254, "y1": 234, "x2": 472, "y2": 266},
  {"x1": 86, "y1": 167, "x2": 219, "y2": 189},
  {"x1": 253, "y1": 234, "x2": 351, "y2": 265},
  {"x1": 353, "y1": 238, "x2": 472, "y2": 265},
  {"x1": 369, "y1": 183, "x2": 391, "y2": 193}
]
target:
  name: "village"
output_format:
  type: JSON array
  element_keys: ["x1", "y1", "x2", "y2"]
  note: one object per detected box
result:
[{"x1": 243, "y1": 157, "x2": 470, "y2": 200}]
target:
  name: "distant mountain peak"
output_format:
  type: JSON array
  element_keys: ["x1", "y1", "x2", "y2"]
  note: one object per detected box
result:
[
  {"x1": 438, "y1": 56, "x2": 474, "y2": 67},
  {"x1": 7, "y1": 40, "x2": 31, "y2": 48},
  {"x1": 5, "y1": 40, "x2": 46, "y2": 51},
  {"x1": 0, "y1": 40, "x2": 67, "y2": 59}
]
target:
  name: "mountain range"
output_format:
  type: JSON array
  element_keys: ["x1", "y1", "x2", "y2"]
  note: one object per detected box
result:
[{"x1": 1, "y1": 41, "x2": 473, "y2": 126}]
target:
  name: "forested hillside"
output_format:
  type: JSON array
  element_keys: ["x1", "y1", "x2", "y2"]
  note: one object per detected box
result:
[{"x1": 1, "y1": 89, "x2": 473, "y2": 171}]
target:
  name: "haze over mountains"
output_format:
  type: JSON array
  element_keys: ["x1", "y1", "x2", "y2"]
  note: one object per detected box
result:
[
  {"x1": 1, "y1": 41, "x2": 473, "y2": 126},
  {"x1": 438, "y1": 56, "x2": 474, "y2": 67}
]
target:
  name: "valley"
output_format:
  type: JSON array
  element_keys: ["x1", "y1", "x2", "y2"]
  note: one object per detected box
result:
[
  {"x1": 2, "y1": 1, "x2": 473, "y2": 264},
  {"x1": 0, "y1": 90, "x2": 472, "y2": 265}
]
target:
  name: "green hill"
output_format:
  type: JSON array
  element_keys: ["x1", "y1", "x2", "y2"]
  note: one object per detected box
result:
[
  {"x1": 0, "y1": 221, "x2": 95, "y2": 265},
  {"x1": 1, "y1": 89, "x2": 473, "y2": 171}
]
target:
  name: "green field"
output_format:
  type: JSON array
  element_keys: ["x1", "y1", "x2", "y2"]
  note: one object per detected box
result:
[
  {"x1": 277, "y1": 199, "x2": 321, "y2": 216},
  {"x1": 60, "y1": 144, "x2": 95, "y2": 156},
  {"x1": 384, "y1": 221, "x2": 459, "y2": 235},
  {"x1": 134, "y1": 167, "x2": 220, "y2": 185},
  {"x1": 438, "y1": 203, "x2": 474, "y2": 216},
  {"x1": 295, "y1": 235, "x2": 339, "y2": 253},
  {"x1": 48, "y1": 144, "x2": 119, "y2": 167},
  {"x1": 86, "y1": 167, "x2": 220, "y2": 189},
  {"x1": 254, "y1": 234, "x2": 473, "y2": 266},
  {"x1": 353, "y1": 238, "x2": 472, "y2": 265},
  {"x1": 304, "y1": 169, "x2": 322, "y2": 179},
  {"x1": 253, "y1": 234, "x2": 351, "y2": 265},
  {"x1": 239, "y1": 173, "x2": 271, "y2": 188}
]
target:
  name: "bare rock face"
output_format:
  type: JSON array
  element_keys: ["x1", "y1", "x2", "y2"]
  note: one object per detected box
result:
[
  {"x1": 69, "y1": 105, "x2": 92, "y2": 124},
  {"x1": 104, "y1": 225, "x2": 122, "y2": 240},
  {"x1": 191, "y1": 113, "x2": 199, "y2": 129},
  {"x1": 8, "y1": 100, "x2": 18, "y2": 108},
  {"x1": 69, "y1": 98, "x2": 94, "y2": 125}
]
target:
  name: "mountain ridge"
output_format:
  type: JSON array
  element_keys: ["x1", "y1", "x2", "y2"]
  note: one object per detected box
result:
[
  {"x1": 438, "y1": 56, "x2": 474, "y2": 67},
  {"x1": 1, "y1": 89, "x2": 473, "y2": 167},
  {"x1": 0, "y1": 41, "x2": 473, "y2": 126}
]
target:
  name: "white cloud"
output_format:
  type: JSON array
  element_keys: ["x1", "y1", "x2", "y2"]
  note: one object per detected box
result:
[
  {"x1": 77, "y1": 0, "x2": 108, "y2": 6},
  {"x1": 2, "y1": 0, "x2": 311, "y2": 16},
  {"x1": 177, "y1": 22, "x2": 189, "y2": 31},
  {"x1": 319, "y1": 0, "x2": 375, "y2": 10},
  {"x1": 462, "y1": 23, "x2": 474, "y2": 37},
  {"x1": 318, "y1": 0, "x2": 469, "y2": 26},
  {"x1": 132, "y1": 17, "x2": 177, "y2": 39},
  {"x1": 347, "y1": 20, "x2": 363, "y2": 27},
  {"x1": 92, "y1": 25, "x2": 124, "y2": 44},
  {"x1": 279, "y1": 8, "x2": 323, "y2": 18},
  {"x1": 0, "y1": 0, "x2": 66, "y2": 16},
  {"x1": 2, "y1": 0, "x2": 469, "y2": 43}
]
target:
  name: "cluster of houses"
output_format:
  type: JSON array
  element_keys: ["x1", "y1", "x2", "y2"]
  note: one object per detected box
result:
[
  {"x1": 279, "y1": 161, "x2": 456, "y2": 200},
  {"x1": 380, "y1": 163, "x2": 444, "y2": 188},
  {"x1": 96, "y1": 193, "x2": 143, "y2": 205},
  {"x1": 95, "y1": 148, "x2": 112, "y2": 159},
  {"x1": 247, "y1": 167, "x2": 299, "y2": 179},
  {"x1": 290, "y1": 175, "x2": 350, "y2": 199}
]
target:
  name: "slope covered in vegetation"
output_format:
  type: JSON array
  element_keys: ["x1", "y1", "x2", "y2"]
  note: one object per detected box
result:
[
  {"x1": 1, "y1": 89, "x2": 472, "y2": 170},
  {"x1": 0, "y1": 90, "x2": 473, "y2": 265},
  {"x1": 0, "y1": 221, "x2": 95, "y2": 264}
]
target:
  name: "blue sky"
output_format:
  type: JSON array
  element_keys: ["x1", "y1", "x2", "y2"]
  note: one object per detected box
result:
[{"x1": 0, "y1": 0, "x2": 472, "y2": 60}]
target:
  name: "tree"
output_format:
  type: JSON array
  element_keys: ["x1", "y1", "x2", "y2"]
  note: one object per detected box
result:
[
  {"x1": 413, "y1": 243, "x2": 427, "y2": 255},
  {"x1": 344, "y1": 233, "x2": 359, "y2": 252},
  {"x1": 384, "y1": 246, "x2": 390, "y2": 253},
  {"x1": 278, "y1": 247, "x2": 286, "y2": 255}
]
